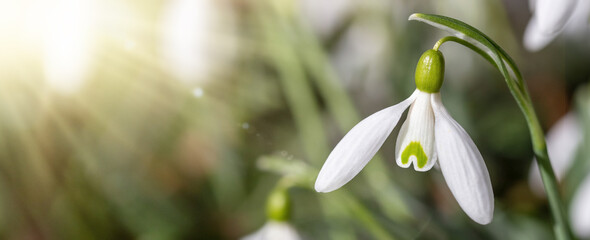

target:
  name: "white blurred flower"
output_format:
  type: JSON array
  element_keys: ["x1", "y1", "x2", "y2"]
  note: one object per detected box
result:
[
  {"x1": 529, "y1": 112, "x2": 582, "y2": 195},
  {"x1": 160, "y1": 0, "x2": 236, "y2": 84},
  {"x1": 524, "y1": 0, "x2": 590, "y2": 51},
  {"x1": 315, "y1": 50, "x2": 494, "y2": 224},
  {"x1": 570, "y1": 175, "x2": 590, "y2": 238},
  {"x1": 241, "y1": 221, "x2": 302, "y2": 240},
  {"x1": 161, "y1": 0, "x2": 213, "y2": 83}
]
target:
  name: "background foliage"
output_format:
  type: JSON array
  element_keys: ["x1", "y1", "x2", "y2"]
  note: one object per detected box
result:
[{"x1": 0, "y1": 0, "x2": 588, "y2": 239}]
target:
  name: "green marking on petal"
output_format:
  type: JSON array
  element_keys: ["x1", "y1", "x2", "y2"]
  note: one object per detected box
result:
[{"x1": 401, "y1": 141, "x2": 428, "y2": 169}]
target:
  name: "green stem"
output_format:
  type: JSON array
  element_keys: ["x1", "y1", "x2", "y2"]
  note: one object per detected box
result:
[
  {"x1": 433, "y1": 37, "x2": 495, "y2": 67},
  {"x1": 521, "y1": 93, "x2": 573, "y2": 240},
  {"x1": 435, "y1": 39, "x2": 574, "y2": 239}
]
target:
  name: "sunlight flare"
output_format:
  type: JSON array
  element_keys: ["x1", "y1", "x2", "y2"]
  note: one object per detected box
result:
[{"x1": 42, "y1": 0, "x2": 97, "y2": 93}]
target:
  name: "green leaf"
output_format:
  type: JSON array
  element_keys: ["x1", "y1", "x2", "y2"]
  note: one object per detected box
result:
[{"x1": 257, "y1": 154, "x2": 315, "y2": 188}]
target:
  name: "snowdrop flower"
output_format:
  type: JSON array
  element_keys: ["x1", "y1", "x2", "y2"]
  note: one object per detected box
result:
[
  {"x1": 242, "y1": 188, "x2": 302, "y2": 240},
  {"x1": 242, "y1": 221, "x2": 302, "y2": 240},
  {"x1": 315, "y1": 49, "x2": 494, "y2": 224},
  {"x1": 529, "y1": 112, "x2": 582, "y2": 195},
  {"x1": 524, "y1": 0, "x2": 590, "y2": 51}
]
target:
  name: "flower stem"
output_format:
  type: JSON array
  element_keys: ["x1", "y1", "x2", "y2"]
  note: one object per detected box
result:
[
  {"x1": 520, "y1": 92, "x2": 574, "y2": 240},
  {"x1": 435, "y1": 38, "x2": 575, "y2": 239}
]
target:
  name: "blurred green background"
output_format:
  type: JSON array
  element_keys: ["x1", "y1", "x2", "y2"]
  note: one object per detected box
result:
[{"x1": 0, "y1": 0, "x2": 588, "y2": 239}]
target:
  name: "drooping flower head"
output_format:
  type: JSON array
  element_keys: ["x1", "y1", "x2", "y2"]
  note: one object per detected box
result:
[
  {"x1": 315, "y1": 49, "x2": 494, "y2": 224},
  {"x1": 242, "y1": 188, "x2": 302, "y2": 240},
  {"x1": 242, "y1": 221, "x2": 302, "y2": 240}
]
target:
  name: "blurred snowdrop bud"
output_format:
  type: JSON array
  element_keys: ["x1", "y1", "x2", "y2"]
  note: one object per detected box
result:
[
  {"x1": 570, "y1": 175, "x2": 590, "y2": 238},
  {"x1": 524, "y1": 0, "x2": 590, "y2": 51},
  {"x1": 160, "y1": 0, "x2": 235, "y2": 84},
  {"x1": 243, "y1": 188, "x2": 301, "y2": 240},
  {"x1": 529, "y1": 112, "x2": 582, "y2": 196},
  {"x1": 241, "y1": 221, "x2": 302, "y2": 240},
  {"x1": 43, "y1": 0, "x2": 97, "y2": 93},
  {"x1": 266, "y1": 188, "x2": 291, "y2": 222}
]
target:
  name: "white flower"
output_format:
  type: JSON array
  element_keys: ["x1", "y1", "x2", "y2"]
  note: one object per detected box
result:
[
  {"x1": 160, "y1": 0, "x2": 236, "y2": 83},
  {"x1": 315, "y1": 49, "x2": 494, "y2": 225},
  {"x1": 528, "y1": 112, "x2": 582, "y2": 195},
  {"x1": 524, "y1": 0, "x2": 590, "y2": 51},
  {"x1": 570, "y1": 174, "x2": 590, "y2": 238},
  {"x1": 241, "y1": 221, "x2": 302, "y2": 240}
]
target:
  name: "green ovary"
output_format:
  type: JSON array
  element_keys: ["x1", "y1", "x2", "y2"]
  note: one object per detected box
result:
[{"x1": 401, "y1": 141, "x2": 428, "y2": 169}]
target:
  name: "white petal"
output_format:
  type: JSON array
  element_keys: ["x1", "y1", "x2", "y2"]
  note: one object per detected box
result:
[
  {"x1": 242, "y1": 221, "x2": 302, "y2": 240},
  {"x1": 431, "y1": 94, "x2": 494, "y2": 225},
  {"x1": 396, "y1": 91, "x2": 437, "y2": 172},
  {"x1": 570, "y1": 175, "x2": 590, "y2": 238},
  {"x1": 242, "y1": 227, "x2": 264, "y2": 240},
  {"x1": 523, "y1": 17, "x2": 560, "y2": 51},
  {"x1": 315, "y1": 90, "x2": 419, "y2": 192},
  {"x1": 535, "y1": 0, "x2": 579, "y2": 35},
  {"x1": 562, "y1": 0, "x2": 590, "y2": 39},
  {"x1": 524, "y1": 0, "x2": 580, "y2": 51},
  {"x1": 529, "y1": 112, "x2": 582, "y2": 196}
]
